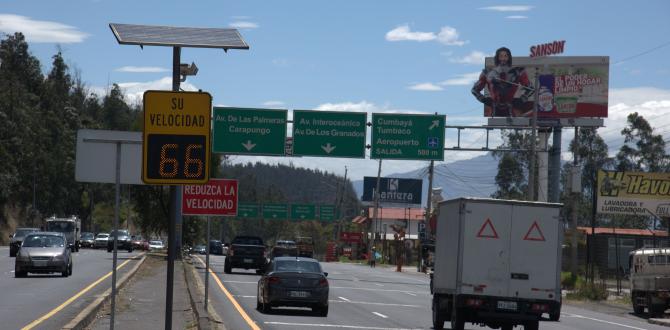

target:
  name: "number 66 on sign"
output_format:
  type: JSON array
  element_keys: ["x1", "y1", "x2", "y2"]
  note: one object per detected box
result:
[{"x1": 142, "y1": 90, "x2": 212, "y2": 184}]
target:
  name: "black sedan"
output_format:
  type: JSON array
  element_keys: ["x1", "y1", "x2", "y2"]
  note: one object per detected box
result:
[
  {"x1": 107, "y1": 229, "x2": 133, "y2": 252},
  {"x1": 257, "y1": 257, "x2": 329, "y2": 316},
  {"x1": 9, "y1": 227, "x2": 40, "y2": 257},
  {"x1": 15, "y1": 232, "x2": 72, "y2": 277}
]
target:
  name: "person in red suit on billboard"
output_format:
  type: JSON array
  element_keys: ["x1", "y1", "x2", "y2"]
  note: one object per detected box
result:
[{"x1": 471, "y1": 47, "x2": 534, "y2": 117}]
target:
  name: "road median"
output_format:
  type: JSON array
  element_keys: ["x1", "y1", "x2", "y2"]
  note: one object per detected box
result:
[{"x1": 183, "y1": 255, "x2": 226, "y2": 330}]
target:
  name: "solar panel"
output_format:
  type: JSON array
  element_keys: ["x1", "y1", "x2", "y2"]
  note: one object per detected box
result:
[{"x1": 109, "y1": 23, "x2": 249, "y2": 50}]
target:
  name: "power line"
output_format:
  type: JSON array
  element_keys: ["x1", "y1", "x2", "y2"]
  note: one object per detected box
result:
[{"x1": 613, "y1": 40, "x2": 670, "y2": 65}]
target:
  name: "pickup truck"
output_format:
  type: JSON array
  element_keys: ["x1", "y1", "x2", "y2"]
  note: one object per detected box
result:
[{"x1": 225, "y1": 236, "x2": 267, "y2": 274}]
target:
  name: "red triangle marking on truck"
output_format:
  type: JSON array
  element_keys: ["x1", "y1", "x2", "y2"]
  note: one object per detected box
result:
[
  {"x1": 476, "y1": 218, "x2": 499, "y2": 239},
  {"x1": 523, "y1": 221, "x2": 546, "y2": 241}
]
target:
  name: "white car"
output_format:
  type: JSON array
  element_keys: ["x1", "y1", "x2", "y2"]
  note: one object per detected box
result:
[
  {"x1": 149, "y1": 240, "x2": 165, "y2": 250},
  {"x1": 94, "y1": 233, "x2": 110, "y2": 249}
]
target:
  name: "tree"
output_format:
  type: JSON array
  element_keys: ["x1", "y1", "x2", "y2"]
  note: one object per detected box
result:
[
  {"x1": 616, "y1": 112, "x2": 668, "y2": 172},
  {"x1": 491, "y1": 130, "x2": 533, "y2": 199}
]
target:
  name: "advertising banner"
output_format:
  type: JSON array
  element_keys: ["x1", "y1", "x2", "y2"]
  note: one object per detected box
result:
[
  {"x1": 597, "y1": 170, "x2": 670, "y2": 217},
  {"x1": 477, "y1": 56, "x2": 609, "y2": 119},
  {"x1": 362, "y1": 177, "x2": 423, "y2": 204}
]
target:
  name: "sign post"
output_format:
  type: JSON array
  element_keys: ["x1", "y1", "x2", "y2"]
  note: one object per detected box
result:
[
  {"x1": 371, "y1": 113, "x2": 445, "y2": 160},
  {"x1": 182, "y1": 179, "x2": 238, "y2": 311},
  {"x1": 292, "y1": 110, "x2": 367, "y2": 158},
  {"x1": 212, "y1": 107, "x2": 287, "y2": 155}
]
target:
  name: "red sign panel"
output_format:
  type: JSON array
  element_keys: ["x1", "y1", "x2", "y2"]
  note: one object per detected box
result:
[
  {"x1": 182, "y1": 179, "x2": 238, "y2": 216},
  {"x1": 340, "y1": 232, "x2": 363, "y2": 243}
]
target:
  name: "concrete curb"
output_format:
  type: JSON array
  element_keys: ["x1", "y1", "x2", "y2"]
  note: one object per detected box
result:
[
  {"x1": 649, "y1": 318, "x2": 670, "y2": 327},
  {"x1": 183, "y1": 255, "x2": 226, "y2": 330},
  {"x1": 62, "y1": 254, "x2": 147, "y2": 330}
]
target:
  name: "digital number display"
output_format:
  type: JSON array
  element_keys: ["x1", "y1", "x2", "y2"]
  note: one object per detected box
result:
[{"x1": 146, "y1": 134, "x2": 206, "y2": 181}]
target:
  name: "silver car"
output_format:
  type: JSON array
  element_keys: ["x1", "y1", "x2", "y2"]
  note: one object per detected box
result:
[
  {"x1": 15, "y1": 232, "x2": 73, "y2": 277},
  {"x1": 94, "y1": 233, "x2": 109, "y2": 249}
]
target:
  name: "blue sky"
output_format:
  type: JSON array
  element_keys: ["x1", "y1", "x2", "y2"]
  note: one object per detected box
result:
[{"x1": 2, "y1": 0, "x2": 670, "y2": 181}]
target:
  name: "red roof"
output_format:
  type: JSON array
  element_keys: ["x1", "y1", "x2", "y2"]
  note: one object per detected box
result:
[
  {"x1": 577, "y1": 226, "x2": 668, "y2": 237},
  {"x1": 366, "y1": 207, "x2": 424, "y2": 221}
]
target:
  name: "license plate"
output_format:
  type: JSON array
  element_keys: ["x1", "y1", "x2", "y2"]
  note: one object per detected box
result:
[
  {"x1": 497, "y1": 301, "x2": 517, "y2": 310},
  {"x1": 289, "y1": 291, "x2": 309, "y2": 298},
  {"x1": 33, "y1": 261, "x2": 48, "y2": 267},
  {"x1": 243, "y1": 258, "x2": 253, "y2": 263}
]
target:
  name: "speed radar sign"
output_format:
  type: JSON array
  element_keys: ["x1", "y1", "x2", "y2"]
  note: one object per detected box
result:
[{"x1": 143, "y1": 90, "x2": 212, "y2": 184}]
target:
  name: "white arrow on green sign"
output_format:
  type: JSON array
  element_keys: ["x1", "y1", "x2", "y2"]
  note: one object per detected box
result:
[
  {"x1": 371, "y1": 113, "x2": 445, "y2": 160},
  {"x1": 262, "y1": 203, "x2": 288, "y2": 220},
  {"x1": 212, "y1": 107, "x2": 287, "y2": 155},
  {"x1": 292, "y1": 110, "x2": 367, "y2": 158},
  {"x1": 237, "y1": 203, "x2": 258, "y2": 218},
  {"x1": 290, "y1": 204, "x2": 316, "y2": 220}
]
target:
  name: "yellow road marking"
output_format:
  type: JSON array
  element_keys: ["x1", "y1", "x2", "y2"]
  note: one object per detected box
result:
[
  {"x1": 195, "y1": 255, "x2": 260, "y2": 330},
  {"x1": 21, "y1": 254, "x2": 142, "y2": 330}
]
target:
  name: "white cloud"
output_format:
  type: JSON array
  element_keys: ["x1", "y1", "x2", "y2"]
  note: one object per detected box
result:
[
  {"x1": 506, "y1": 15, "x2": 528, "y2": 19},
  {"x1": 91, "y1": 77, "x2": 198, "y2": 105},
  {"x1": 385, "y1": 25, "x2": 436, "y2": 42},
  {"x1": 437, "y1": 26, "x2": 467, "y2": 46},
  {"x1": 449, "y1": 51, "x2": 488, "y2": 65},
  {"x1": 479, "y1": 5, "x2": 534, "y2": 12},
  {"x1": 0, "y1": 14, "x2": 88, "y2": 43},
  {"x1": 408, "y1": 83, "x2": 444, "y2": 91},
  {"x1": 440, "y1": 72, "x2": 481, "y2": 86},
  {"x1": 232, "y1": 16, "x2": 251, "y2": 20},
  {"x1": 115, "y1": 66, "x2": 170, "y2": 73},
  {"x1": 315, "y1": 101, "x2": 378, "y2": 112},
  {"x1": 229, "y1": 21, "x2": 259, "y2": 29},
  {"x1": 263, "y1": 100, "x2": 285, "y2": 107}
]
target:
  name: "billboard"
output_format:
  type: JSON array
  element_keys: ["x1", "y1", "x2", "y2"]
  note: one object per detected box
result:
[
  {"x1": 475, "y1": 55, "x2": 609, "y2": 119},
  {"x1": 597, "y1": 170, "x2": 670, "y2": 217},
  {"x1": 362, "y1": 177, "x2": 423, "y2": 205}
]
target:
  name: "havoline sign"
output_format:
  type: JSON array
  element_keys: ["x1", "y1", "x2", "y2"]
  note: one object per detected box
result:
[{"x1": 362, "y1": 177, "x2": 422, "y2": 204}]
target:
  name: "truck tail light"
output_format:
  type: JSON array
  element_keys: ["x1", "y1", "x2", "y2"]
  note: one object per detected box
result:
[
  {"x1": 531, "y1": 303, "x2": 549, "y2": 312},
  {"x1": 465, "y1": 298, "x2": 484, "y2": 308}
]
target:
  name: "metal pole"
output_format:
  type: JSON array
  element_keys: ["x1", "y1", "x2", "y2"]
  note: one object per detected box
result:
[
  {"x1": 528, "y1": 67, "x2": 540, "y2": 201},
  {"x1": 110, "y1": 142, "x2": 121, "y2": 330},
  {"x1": 570, "y1": 127, "x2": 579, "y2": 276},
  {"x1": 205, "y1": 216, "x2": 210, "y2": 310},
  {"x1": 166, "y1": 45, "x2": 181, "y2": 330},
  {"x1": 371, "y1": 159, "x2": 382, "y2": 263},
  {"x1": 549, "y1": 127, "x2": 562, "y2": 203},
  {"x1": 590, "y1": 171, "x2": 598, "y2": 283}
]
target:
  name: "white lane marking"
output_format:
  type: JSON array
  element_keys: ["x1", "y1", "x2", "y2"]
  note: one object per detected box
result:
[
  {"x1": 405, "y1": 292, "x2": 416, "y2": 296},
  {"x1": 374, "y1": 283, "x2": 383, "y2": 287},
  {"x1": 329, "y1": 299, "x2": 421, "y2": 308},
  {"x1": 339, "y1": 296, "x2": 351, "y2": 302},
  {"x1": 372, "y1": 312, "x2": 388, "y2": 318},
  {"x1": 264, "y1": 322, "x2": 422, "y2": 329},
  {"x1": 563, "y1": 313, "x2": 648, "y2": 330},
  {"x1": 330, "y1": 286, "x2": 426, "y2": 295}
]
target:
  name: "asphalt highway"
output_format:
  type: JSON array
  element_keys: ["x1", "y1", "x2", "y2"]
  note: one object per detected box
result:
[
  {"x1": 0, "y1": 246, "x2": 144, "y2": 330},
  {"x1": 192, "y1": 254, "x2": 670, "y2": 330}
]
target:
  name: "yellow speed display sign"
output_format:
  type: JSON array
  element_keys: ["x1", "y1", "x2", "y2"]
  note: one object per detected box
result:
[{"x1": 143, "y1": 90, "x2": 212, "y2": 184}]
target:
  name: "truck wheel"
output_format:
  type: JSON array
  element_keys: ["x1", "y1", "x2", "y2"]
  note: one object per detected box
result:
[
  {"x1": 450, "y1": 308, "x2": 464, "y2": 330},
  {"x1": 549, "y1": 303, "x2": 561, "y2": 321},
  {"x1": 632, "y1": 292, "x2": 644, "y2": 314},
  {"x1": 432, "y1": 296, "x2": 445, "y2": 330},
  {"x1": 524, "y1": 320, "x2": 539, "y2": 330}
]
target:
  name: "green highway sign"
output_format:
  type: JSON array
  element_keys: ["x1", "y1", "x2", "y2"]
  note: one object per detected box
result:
[
  {"x1": 318, "y1": 205, "x2": 336, "y2": 221},
  {"x1": 290, "y1": 204, "x2": 316, "y2": 220},
  {"x1": 262, "y1": 203, "x2": 288, "y2": 220},
  {"x1": 292, "y1": 110, "x2": 367, "y2": 158},
  {"x1": 371, "y1": 113, "x2": 445, "y2": 160},
  {"x1": 212, "y1": 107, "x2": 287, "y2": 155},
  {"x1": 237, "y1": 203, "x2": 258, "y2": 218}
]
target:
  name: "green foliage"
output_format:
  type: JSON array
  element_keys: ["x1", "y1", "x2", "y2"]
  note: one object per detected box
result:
[
  {"x1": 566, "y1": 281, "x2": 608, "y2": 301},
  {"x1": 561, "y1": 271, "x2": 582, "y2": 290},
  {"x1": 616, "y1": 112, "x2": 668, "y2": 172}
]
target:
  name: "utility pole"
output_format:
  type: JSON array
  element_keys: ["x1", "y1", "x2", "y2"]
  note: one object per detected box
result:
[
  {"x1": 421, "y1": 160, "x2": 434, "y2": 272},
  {"x1": 371, "y1": 159, "x2": 382, "y2": 263},
  {"x1": 570, "y1": 127, "x2": 579, "y2": 276},
  {"x1": 335, "y1": 166, "x2": 347, "y2": 241},
  {"x1": 528, "y1": 67, "x2": 540, "y2": 201}
]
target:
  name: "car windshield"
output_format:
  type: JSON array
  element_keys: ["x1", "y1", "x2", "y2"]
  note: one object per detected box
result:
[
  {"x1": 150, "y1": 240, "x2": 163, "y2": 245},
  {"x1": 276, "y1": 241, "x2": 296, "y2": 248},
  {"x1": 274, "y1": 260, "x2": 321, "y2": 273},
  {"x1": 23, "y1": 235, "x2": 65, "y2": 248},
  {"x1": 14, "y1": 229, "x2": 37, "y2": 238},
  {"x1": 96, "y1": 234, "x2": 109, "y2": 239},
  {"x1": 234, "y1": 237, "x2": 263, "y2": 245},
  {"x1": 81, "y1": 233, "x2": 94, "y2": 239},
  {"x1": 46, "y1": 221, "x2": 74, "y2": 232},
  {"x1": 109, "y1": 230, "x2": 129, "y2": 237}
]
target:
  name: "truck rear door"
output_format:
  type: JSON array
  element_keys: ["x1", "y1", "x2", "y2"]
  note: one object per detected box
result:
[
  {"x1": 508, "y1": 204, "x2": 560, "y2": 300},
  {"x1": 461, "y1": 201, "x2": 512, "y2": 297}
]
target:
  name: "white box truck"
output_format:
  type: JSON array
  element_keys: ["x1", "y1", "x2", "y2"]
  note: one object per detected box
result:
[{"x1": 431, "y1": 198, "x2": 563, "y2": 330}]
